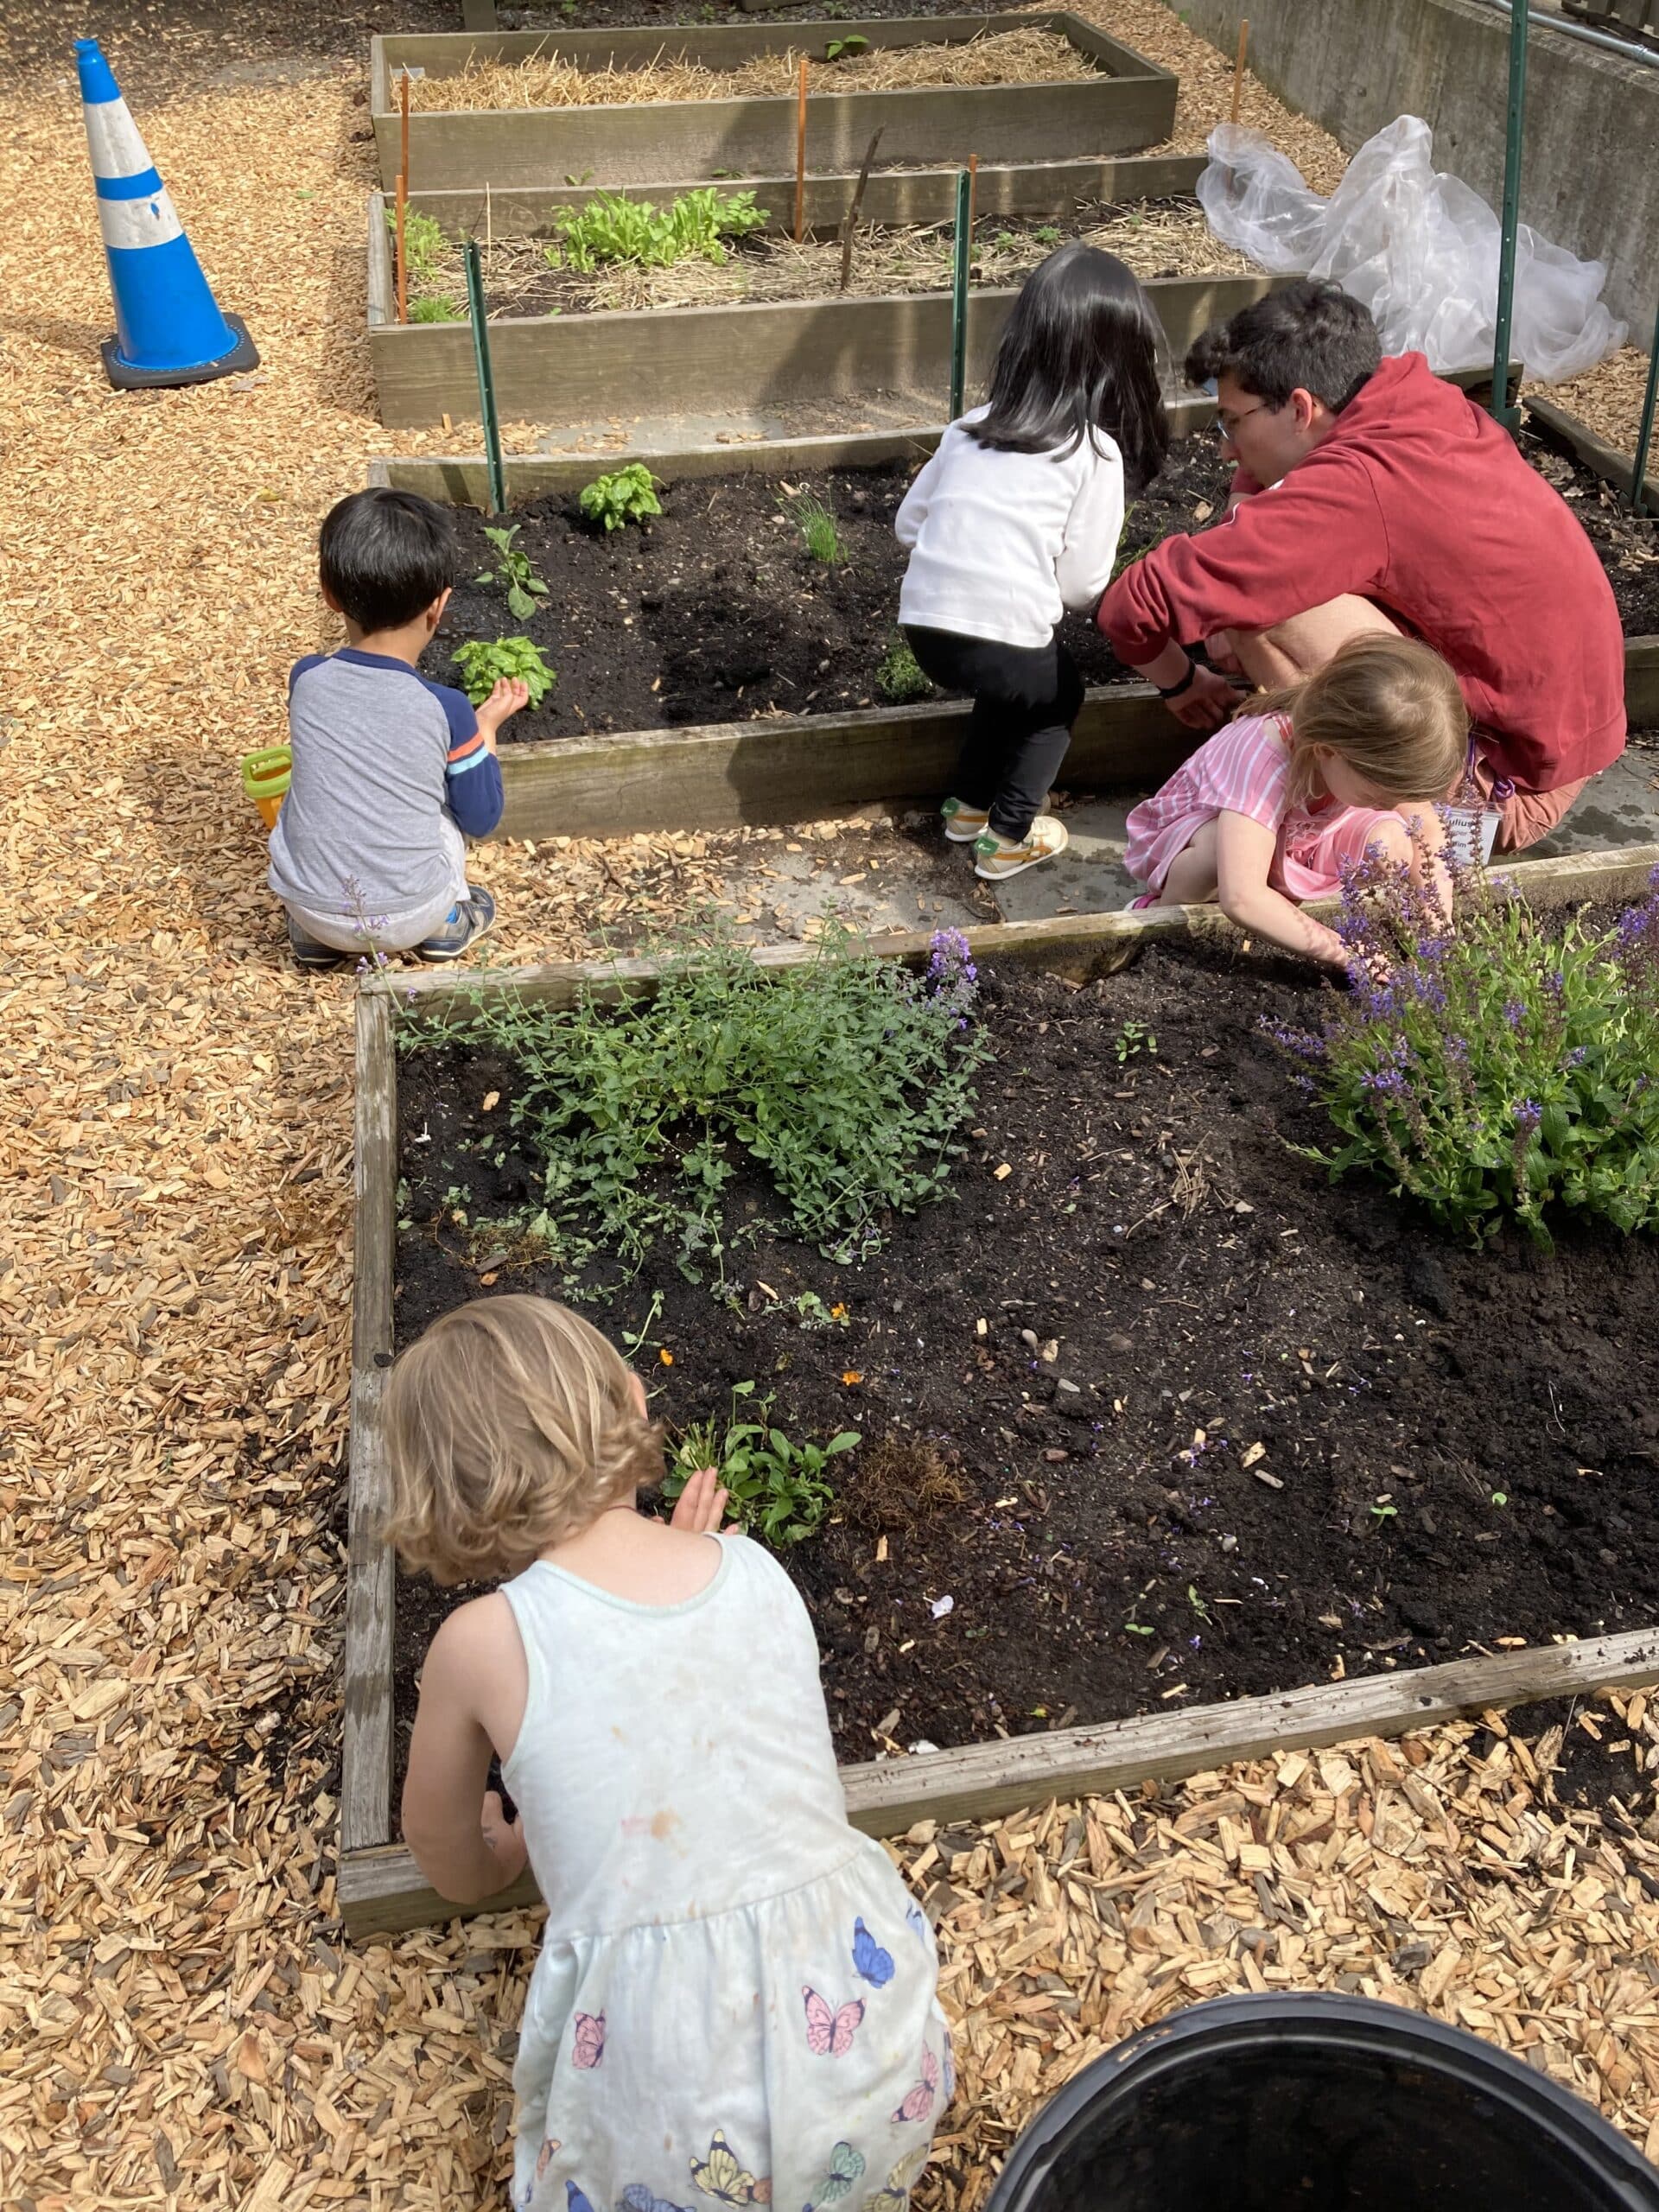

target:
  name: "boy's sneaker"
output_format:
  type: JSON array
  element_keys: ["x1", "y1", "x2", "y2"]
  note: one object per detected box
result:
[
  {"x1": 941, "y1": 796, "x2": 991, "y2": 844},
  {"x1": 972, "y1": 817, "x2": 1069, "y2": 880},
  {"x1": 415, "y1": 886, "x2": 497, "y2": 963},
  {"x1": 287, "y1": 916, "x2": 346, "y2": 972}
]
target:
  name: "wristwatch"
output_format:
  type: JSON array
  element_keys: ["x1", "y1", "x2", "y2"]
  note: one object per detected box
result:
[{"x1": 1155, "y1": 657, "x2": 1199, "y2": 700}]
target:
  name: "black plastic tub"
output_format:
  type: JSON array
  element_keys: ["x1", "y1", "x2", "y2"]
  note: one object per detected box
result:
[{"x1": 984, "y1": 1993, "x2": 1659, "y2": 2212}]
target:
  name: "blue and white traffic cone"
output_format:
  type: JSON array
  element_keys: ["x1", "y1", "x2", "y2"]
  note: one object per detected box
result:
[{"x1": 76, "y1": 37, "x2": 258, "y2": 389}]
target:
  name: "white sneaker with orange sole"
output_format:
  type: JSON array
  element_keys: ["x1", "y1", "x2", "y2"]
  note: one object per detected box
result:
[
  {"x1": 972, "y1": 817, "x2": 1070, "y2": 880},
  {"x1": 940, "y1": 796, "x2": 991, "y2": 844}
]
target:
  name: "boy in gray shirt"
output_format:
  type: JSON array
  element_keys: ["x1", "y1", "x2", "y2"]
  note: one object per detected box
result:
[{"x1": 270, "y1": 488, "x2": 525, "y2": 969}]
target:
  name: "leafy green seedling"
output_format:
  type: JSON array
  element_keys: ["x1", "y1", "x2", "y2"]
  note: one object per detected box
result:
[
  {"x1": 1114, "y1": 1019, "x2": 1156, "y2": 1065},
  {"x1": 993, "y1": 229, "x2": 1018, "y2": 252},
  {"x1": 784, "y1": 491, "x2": 844, "y2": 564},
  {"x1": 1125, "y1": 1618, "x2": 1155, "y2": 1637},
  {"x1": 547, "y1": 186, "x2": 766, "y2": 274},
  {"x1": 1370, "y1": 1498, "x2": 1398, "y2": 1523},
  {"x1": 791, "y1": 1289, "x2": 849, "y2": 1330},
  {"x1": 1491, "y1": 1491, "x2": 1509, "y2": 1507},
  {"x1": 825, "y1": 35, "x2": 868, "y2": 60},
  {"x1": 875, "y1": 633, "x2": 931, "y2": 703},
  {"x1": 1033, "y1": 225, "x2": 1063, "y2": 247},
  {"x1": 386, "y1": 204, "x2": 447, "y2": 287},
  {"x1": 579, "y1": 462, "x2": 663, "y2": 534},
  {"x1": 474, "y1": 523, "x2": 550, "y2": 621},
  {"x1": 408, "y1": 295, "x2": 461, "y2": 322},
  {"x1": 564, "y1": 168, "x2": 595, "y2": 188},
  {"x1": 663, "y1": 1382, "x2": 859, "y2": 1545},
  {"x1": 1186, "y1": 1583, "x2": 1211, "y2": 1623},
  {"x1": 452, "y1": 635, "x2": 556, "y2": 708}
]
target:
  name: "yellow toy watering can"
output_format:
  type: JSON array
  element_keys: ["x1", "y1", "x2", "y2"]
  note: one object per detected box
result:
[{"x1": 241, "y1": 744, "x2": 290, "y2": 829}]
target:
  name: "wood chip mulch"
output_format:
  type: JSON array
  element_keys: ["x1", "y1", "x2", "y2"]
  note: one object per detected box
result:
[{"x1": 1, "y1": 10, "x2": 1655, "y2": 2210}]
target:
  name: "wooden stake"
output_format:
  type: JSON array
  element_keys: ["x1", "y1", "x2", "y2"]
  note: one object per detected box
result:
[
  {"x1": 838, "y1": 127, "x2": 883, "y2": 294},
  {"x1": 966, "y1": 150, "x2": 979, "y2": 240},
  {"x1": 1230, "y1": 18, "x2": 1249, "y2": 124},
  {"x1": 794, "y1": 56, "x2": 809, "y2": 244},
  {"x1": 399, "y1": 67, "x2": 411, "y2": 198},
  {"x1": 395, "y1": 173, "x2": 408, "y2": 324}
]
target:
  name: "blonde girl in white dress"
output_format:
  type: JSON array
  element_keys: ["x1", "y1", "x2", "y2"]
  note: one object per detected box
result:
[{"x1": 383, "y1": 1294, "x2": 950, "y2": 2212}]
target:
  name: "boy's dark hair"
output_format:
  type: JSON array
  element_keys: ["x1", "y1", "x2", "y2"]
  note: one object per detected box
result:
[
  {"x1": 319, "y1": 487, "x2": 458, "y2": 633},
  {"x1": 968, "y1": 243, "x2": 1169, "y2": 493},
  {"x1": 1185, "y1": 280, "x2": 1382, "y2": 414}
]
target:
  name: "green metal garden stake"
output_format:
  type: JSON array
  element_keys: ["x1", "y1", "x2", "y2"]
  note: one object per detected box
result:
[
  {"x1": 948, "y1": 166, "x2": 971, "y2": 423},
  {"x1": 1630, "y1": 297, "x2": 1659, "y2": 518},
  {"x1": 462, "y1": 238, "x2": 508, "y2": 517},
  {"x1": 1490, "y1": 0, "x2": 1529, "y2": 432}
]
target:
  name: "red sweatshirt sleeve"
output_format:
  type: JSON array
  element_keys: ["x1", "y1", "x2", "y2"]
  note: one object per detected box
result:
[{"x1": 1098, "y1": 449, "x2": 1392, "y2": 664}]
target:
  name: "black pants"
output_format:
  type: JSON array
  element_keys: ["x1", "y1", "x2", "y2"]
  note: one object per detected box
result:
[{"x1": 904, "y1": 625, "x2": 1084, "y2": 842}]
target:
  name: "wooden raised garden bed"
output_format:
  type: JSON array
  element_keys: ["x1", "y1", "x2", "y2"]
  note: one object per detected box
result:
[
  {"x1": 372, "y1": 12, "x2": 1175, "y2": 193},
  {"x1": 366, "y1": 399, "x2": 1659, "y2": 843},
  {"x1": 340, "y1": 845, "x2": 1659, "y2": 1936},
  {"x1": 367, "y1": 175, "x2": 1273, "y2": 423}
]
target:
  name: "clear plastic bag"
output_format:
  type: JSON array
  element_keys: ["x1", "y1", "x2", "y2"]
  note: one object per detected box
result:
[{"x1": 1197, "y1": 116, "x2": 1626, "y2": 383}]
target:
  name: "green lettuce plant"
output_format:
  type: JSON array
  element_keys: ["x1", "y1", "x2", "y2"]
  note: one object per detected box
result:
[
  {"x1": 451, "y1": 635, "x2": 556, "y2": 707},
  {"x1": 579, "y1": 463, "x2": 662, "y2": 532},
  {"x1": 546, "y1": 187, "x2": 766, "y2": 274}
]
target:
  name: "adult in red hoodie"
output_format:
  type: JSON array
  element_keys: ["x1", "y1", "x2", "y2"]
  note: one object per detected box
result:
[{"x1": 1097, "y1": 281, "x2": 1625, "y2": 849}]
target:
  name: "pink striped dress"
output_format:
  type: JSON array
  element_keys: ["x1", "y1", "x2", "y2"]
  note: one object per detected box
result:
[{"x1": 1124, "y1": 711, "x2": 1403, "y2": 901}]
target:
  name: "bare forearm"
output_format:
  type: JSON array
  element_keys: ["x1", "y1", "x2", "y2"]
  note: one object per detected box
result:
[
  {"x1": 407, "y1": 1823, "x2": 517, "y2": 1904},
  {"x1": 1221, "y1": 882, "x2": 1346, "y2": 968}
]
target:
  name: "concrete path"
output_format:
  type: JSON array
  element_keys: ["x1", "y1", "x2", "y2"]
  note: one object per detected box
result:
[{"x1": 989, "y1": 750, "x2": 1659, "y2": 924}]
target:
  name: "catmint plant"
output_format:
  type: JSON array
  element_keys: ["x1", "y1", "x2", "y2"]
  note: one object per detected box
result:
[
  {"x1": 1267, "y1": 836, "x2": 1659, "y2": 1248},
  {"x1": 400, "y1": 924, "x2": 991, "y2": 1287}
]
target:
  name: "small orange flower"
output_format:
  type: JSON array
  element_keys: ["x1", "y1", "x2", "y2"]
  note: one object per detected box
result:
[
  {"x1": 658, "y1": 1349, "x2": 674, "y2": 1366},
  {"x1": 841, "y1": 1370, "x2": 863, "y2": 1386},
  {"x1": 830, "y1": 1304, "x2": 847, "y2": 1319}
]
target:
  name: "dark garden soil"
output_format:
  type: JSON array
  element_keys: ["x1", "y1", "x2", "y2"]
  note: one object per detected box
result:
[
  {"x1": 1522, "y1": 423, "x2": 1659, "y2": 639},
  {"x1": 389, "y1": 933, "x2": 1659, "y2": 1813},
  {"x1": 431, "y1": 439, "x2": 1229, "y2": 741},
  {"x1": 429, "y1": 429, "x2": 1656, "y2": 746}
]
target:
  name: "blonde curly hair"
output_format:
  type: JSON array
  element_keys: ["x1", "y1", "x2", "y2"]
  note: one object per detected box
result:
[{"x1": 380, "y1": 1294, "x2": 664, "y2": 1584}]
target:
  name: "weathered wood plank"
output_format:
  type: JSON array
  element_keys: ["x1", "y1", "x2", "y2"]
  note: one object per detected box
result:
[
  {"x1": 1629, "y1": 635, "x2": 1659, "y2": 729},
  {"x1": 368, "y1": 257, "x2": 1277, "y2": 428},
  {"x1": 371, "y1": 13, "x2": 1174, "y2": 191},
  {"x1": 404, "y1": 150, "x2": 1210, "y2": 238},
  {"x1": 338, "y1": 1624, "x2": 1659, "y2": 1934},
  {"x1": 342, "y1": 992, "x2": 399, "y2": 1856},
  {"x1": 371, "y1": 361, "x2": 1514, "y2": 510},
  {"x1": 492, "y1": 687, "x2": 1195, "y2": 841},
  {"x1": 1528, "y1": 393, "x2": 1659, "y2": 511},
  {"x1": 484, "y1": 645, "x2": 1659, "y2": 842},
  {"x1": 373, "y1": 842, "x2": 1659, "y2": 1015}
]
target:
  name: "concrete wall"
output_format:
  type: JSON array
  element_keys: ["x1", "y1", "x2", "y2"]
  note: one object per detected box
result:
[{"x1": 1175, "y1": 0, "x2": 1657, "y2": 334}]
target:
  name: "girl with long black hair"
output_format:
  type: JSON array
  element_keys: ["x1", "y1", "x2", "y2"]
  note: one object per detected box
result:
[{"x1": 895, "y1": 243, "x2": 1169, "y2": 879}]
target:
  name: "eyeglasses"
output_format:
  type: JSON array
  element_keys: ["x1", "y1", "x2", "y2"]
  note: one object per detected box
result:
[{"x1": 1211, "y1": 401, "x2": 1274, "y2": 441}]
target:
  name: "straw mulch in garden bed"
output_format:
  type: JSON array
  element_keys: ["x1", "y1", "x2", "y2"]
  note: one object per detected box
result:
[
  {"x1": 439, "y1": 200, "x2": 1254, "y2": 321},
  {"x1": 3, "y1": 2, "x2": 1657, "y2": 2207},
  {"x1": 406, "y1": 28, "x2": 1096, "y2": 111}
]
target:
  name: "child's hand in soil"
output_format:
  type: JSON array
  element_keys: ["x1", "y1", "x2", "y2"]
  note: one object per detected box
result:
[
  {"x1": 474, "y1": 677, "x2": 531, "y2": 749},
  {"x1": 670, "y1": 1465, "x2": 732, "y2": 1535},
  {"x1": 480, "y1": 1789, "x2": 528, "y2": 1886}
]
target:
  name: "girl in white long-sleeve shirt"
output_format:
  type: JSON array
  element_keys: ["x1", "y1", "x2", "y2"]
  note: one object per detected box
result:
[{"x1": 896, "y1": 245, "x2": 1169, "y2": 880}]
